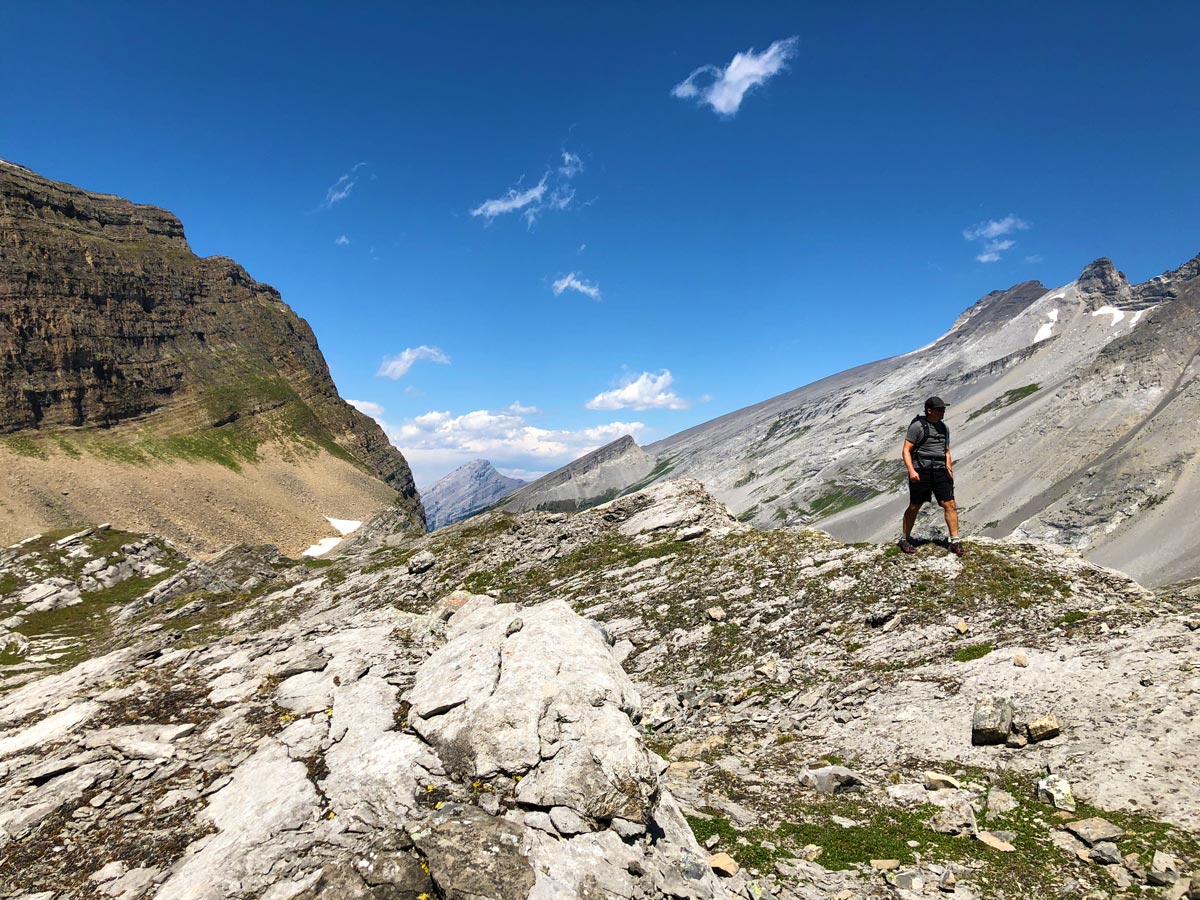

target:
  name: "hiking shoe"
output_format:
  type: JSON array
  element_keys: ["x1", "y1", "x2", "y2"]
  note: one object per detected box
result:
[
  {"x1": 949, "y1": 541, "x2": 967, "y2": 558},
  {"x1": 898, "y1": 538, "x2": 917, "y2": 555}
]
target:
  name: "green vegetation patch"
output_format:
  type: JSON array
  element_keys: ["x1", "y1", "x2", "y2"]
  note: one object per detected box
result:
[
  {"x1": 967, "y1": 384, "x2": 1040, "y2": 422},
  {"x1": 952, "y1": 642, "x2": 995, "y2": 662},
  {"x1": 806, "y1": 482, "x2": 881, "y2": 519},
  {"x1": 1, "y1": 435, "x2": 49, "y2": 459}
]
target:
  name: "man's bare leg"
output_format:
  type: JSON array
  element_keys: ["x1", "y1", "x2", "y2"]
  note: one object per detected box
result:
[
  {"x1": 940, "y1": 499, "x2": 959, "y2": 540},
  {"x1": 903, "y1": 502, "x2": 922, "y2": 539}
]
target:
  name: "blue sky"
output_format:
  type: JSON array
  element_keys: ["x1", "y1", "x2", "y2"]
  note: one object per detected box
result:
[{"x1": 5, "y1": 2, "x2": 1199, "y2": 485}]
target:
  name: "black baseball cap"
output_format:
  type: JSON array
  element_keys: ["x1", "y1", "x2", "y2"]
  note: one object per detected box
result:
[{"x1": 924, "y1": 396, "x2": 948, "y2": 410}]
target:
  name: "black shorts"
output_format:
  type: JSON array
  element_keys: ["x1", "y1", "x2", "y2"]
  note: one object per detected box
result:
[{"x1": 909, "y1": 466, "x2": 954, "y2": 504}]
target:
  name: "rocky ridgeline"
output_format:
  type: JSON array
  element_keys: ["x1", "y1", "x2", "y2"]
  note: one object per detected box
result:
[{"x1": 1, "y1": 480, "x2": 1198, "y2": 899}]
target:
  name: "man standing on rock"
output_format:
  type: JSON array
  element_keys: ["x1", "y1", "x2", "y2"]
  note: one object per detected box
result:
[{"x1": 899, "y1": 396, "x2": 966, "y2": 557}]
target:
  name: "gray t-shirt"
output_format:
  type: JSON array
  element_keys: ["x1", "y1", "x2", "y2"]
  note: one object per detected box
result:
[{"x1": 906, "y1": 417, "x2": 949, "y2": 468}]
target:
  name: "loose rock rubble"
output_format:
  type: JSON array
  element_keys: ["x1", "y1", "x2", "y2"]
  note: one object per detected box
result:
[{"x1": 1, "y1": 479, "x2": 1198, "y2": 899}]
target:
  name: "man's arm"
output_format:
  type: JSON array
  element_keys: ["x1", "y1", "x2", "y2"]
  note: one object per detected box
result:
[
  {"x1": 945, "y1": 447, "x2": 954, "y2": 479},
  {"x1": 902, "y1": 440, "x2": 919, "y2": 480}
]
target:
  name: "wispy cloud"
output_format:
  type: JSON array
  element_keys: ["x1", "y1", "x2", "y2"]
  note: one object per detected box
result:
[
  {"x1": 586, "y1": 370, "x2": 691, "y2": 411},
  {"x1": 1025, "y1": 254, "x2": 1044, "y2": 264},
  {"x1": 320, "y1": 162, "x2": 366, "y2": 210},
  {"x1": 963, "y1": 214, "x2": 1030, "y2": 263},
  {"x1": 471, "y1": 175, "x2": 548, "y2": 223},
  {"x1": 672, "y1": 37, "x2": 799, "y2": 116},
  {"x1": 471, "y1": 146, "x2": 586, "y2": 227},
  {"x1": 347, "y1": 399, "x2": 385, "y2": 418},
  {"x1": 334, "y1": 234, "x2": 350, "y2": 246},
  {"x1": 507, "y1": 401, "x2": 540, "y2": 415},
  {"x1": 374, "y1": 403, "x2": 647, "y2": 487},
  {"x1": 376, "y1": 345, "x2": 451, "y2": 380},
  {"x1": 552, "y1": 272, "x2": 601, "y2": 300},
  {"x1": 559, "y1": 151, "x2": 583, "y2": 178}
]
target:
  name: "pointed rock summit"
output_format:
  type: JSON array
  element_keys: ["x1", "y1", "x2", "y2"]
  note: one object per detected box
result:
[
  {"x1": 423, "y1": 460, "x2": 526, "y2": 530},
  {"x1": 1077, "y1": 257, "x2": 1131, "y2": 298}
]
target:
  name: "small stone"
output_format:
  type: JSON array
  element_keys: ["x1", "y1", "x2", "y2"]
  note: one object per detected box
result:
[
  {"x1": 1149, "y1": 850, "x2": 1181, "y2": 886},
  {"x1": 985, "y1": 788, "x2": 1018, "y2": 818},
  {"x1": 939, "y1": 870, "x2": 958, "y2": 892},
  {"x1": 802, "y1": 765, "x2": 862, "y2": 795},
  {"x1": 1089, "y1": 841, "x2": 1122, "y2": 865},
  {"x1": 924, "y1": 771, "x2": 961, "y2": 790},
  {"x1": 929, "y1": 801, "x2": 978, "y2": 836},
  {"x1": 892, "y1": 871, "x2": 925, "y2": 892},
  {"x1": 549, "y1": 806, "x2": 589, "y2": 835},
  {"x1": 706, "y1": 606, "x2": 727, "y2": 622},
  {"x1": 407, "y1": 550, "x2": 436, "y2": 574},
  {"x1": 801, "y1": 844, "x2": 823, "y2": 861},
  {"x1": 505, "y1": 618, "x2": 523, "y2": 636},
  {"x1": 971, "y1": 695, "x2": 1013, "y2": 745},
  {"x1": 1036, "y1": 773, "x2": 1076, "y2": 812},
  {"x1": 676, "y1": 525, "x2": 708, "y2": 542},
  {"x1": 1005, "y1": 732, "x2": 1029, "y2": 749},
  {"x1": 976, "y1": 831, "x2": 1016, "y2": 852},
  {"x1": 1064, "y1": 817, "x2": 1124, "y2": 846},
  {"x1": 610, "y1": 817, "x2": 644, "y2": 839},
  {"x1": 708, "y1": 852, "x2": 739, "y2": 877},
  {"x1": 1013, "y1": 652, "x2": 1029, "y2": 667},
  {"x1": 1164, "y1": 877, "x2": 1192, "y2": 900},
  {"x1": 870, "y1": 859, "x2": 900, "y2": 871},
  {"x1": 866, "y1": 604, "x2": 897, "y2": 627},
  {"x1": 954, "y1": 619, "x2": 970, "y2": 634},
  {"x1": 705, "y1": 834, "x2": 720, "y2": 850},
  {"x1": 1027, "y1": 713, "x2": 1061, "y2": 742},
  {"x1": 89, "y1": 861, "x2": 128, "y2": 883}
]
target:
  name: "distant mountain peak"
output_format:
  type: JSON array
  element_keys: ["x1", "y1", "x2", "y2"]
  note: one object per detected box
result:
[
  {"x1": 1077, "y1": 258, "x2": 1130, "y2": 297},
  {"x1": 424, "y1": 459, "x2": 527, "y2": 530}
]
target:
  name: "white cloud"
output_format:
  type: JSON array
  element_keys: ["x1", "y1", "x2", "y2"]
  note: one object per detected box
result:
[
  {"x1": 470, "y1": 174, "x2": 548, "y2": 223},
  {"x1": 1025, "y1": 254, "x2": 1044, "y2": 264},
  {"x1": 586, "y1": 370, "x2": 691, "y2": 411},
  {"x1": 376, "y1": 345, "x2": 451, "y2": 380},
  {"x1": 963, "y1": 214, "x2": 1030, "y2": 262},
  {"x1": 962, "y1": 215, "x2": 1030, "y2": 241},
  {"x1": 672, "y1": 37, "x2": 798, "y2": 116},
  {"x1": 320, "y1": 162, "x2": 366, "y2": 209},
  {"x1": 380, "y1": 404, "x2": 648, "y2": 487},
  {"x1": 335, "y1": 234, "x2": 350, "y2": 246},
  {"x1": 552, "y1": 272, "x2": 601, "y2": 300},
  {"x1": 507, "y1": 401, "x2": 540, "y2": 415},
  {"x1": 471, "y1": 145, "x2": 586, "y2": 227},
  {"x1": 347, "y1": 399, "x2": 385, "y2": 418},
  {"x1": 559, "y1": 151, "x2": 583, "y2": 178}
]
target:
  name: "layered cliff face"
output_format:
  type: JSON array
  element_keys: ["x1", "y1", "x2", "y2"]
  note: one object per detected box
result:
[{"x1": 0, "y1": 160, "x2": 424, "y2": 551}]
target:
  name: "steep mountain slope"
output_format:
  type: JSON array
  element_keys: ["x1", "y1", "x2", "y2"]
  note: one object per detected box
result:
[
  {"x1": 498, "y1": 434, "x2": 657, "y2": 514},
  {"x1": 510, "y1": 252, "x2": 1196, "y2": 585},
  {"x1": 422, "y1": 459, "x2": 526, "y2": 530},
  {"x1": 0, "y1": 159, "x2": 424, "y2": 553}
]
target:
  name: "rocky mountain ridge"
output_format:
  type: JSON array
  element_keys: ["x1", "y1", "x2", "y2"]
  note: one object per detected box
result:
[
  {"x1": 1, "y1": 481, "x2": 1197, "y2": 899},
  {"x1": 499, "y1": 434, "x2": 658, "y2": 514},
  {"x1": 497, "y1": 250, "x2": 1200, "y2": 586},
  {"x1": 422, "y1": 459, "x2": 526, "y2": 530},
  {"x1": 0, "y1": 160, "x2": 424, "y2": 553}
]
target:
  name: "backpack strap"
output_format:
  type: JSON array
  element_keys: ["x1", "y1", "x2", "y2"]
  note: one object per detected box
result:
[{"x1": 910, "y1": 416, "x2": 947, "y2": 467}]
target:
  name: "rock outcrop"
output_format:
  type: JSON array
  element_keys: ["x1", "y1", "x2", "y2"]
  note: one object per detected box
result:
[
  {"x1": 423, "y1": 459, "x2": 526, "y2": 530},
  {"x1": 2, "y1": 480, "x2": 1197, "y2": 899},
  {"x1": 0, "y1": 159, "x2": 424, "y2": 551},
  {"x1": 500, "y1": 434, "x2": 656, "y2": 514}
]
